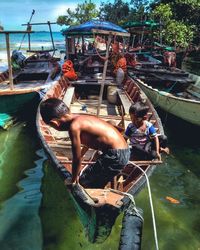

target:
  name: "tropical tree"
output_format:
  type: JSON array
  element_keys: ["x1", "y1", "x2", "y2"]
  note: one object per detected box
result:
[
  {"x1": 99, "y1": 0, "x2": 155, "y2": 25},
  {"x1": 152, "y1": 3, "x2": 195, "y2": 47},
  {"x1": 99, "y1": 0, "x2": 130, "y2": 25},
  {"x1": 57, "y1": 0, "x2": 99, "y2": 26},
  {"x1": 151, "y1": 0, "x2": 200, "y2": 45}
]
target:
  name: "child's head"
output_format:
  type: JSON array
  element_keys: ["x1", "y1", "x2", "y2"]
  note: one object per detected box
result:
[
  {"x1": 129, "y1": 102, "x2": 149, "y2": 123},
  {"x1": 40, "y1": 98, "x2": 70, "y2": 130}
]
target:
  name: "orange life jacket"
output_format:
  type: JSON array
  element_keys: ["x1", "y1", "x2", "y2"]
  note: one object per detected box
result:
[
  {"x1": 62, "y1": 60, "x2": 78, "y2": 81},
  {"x1": 114, "y1": 57, "x2": 127, "y2": 75}
]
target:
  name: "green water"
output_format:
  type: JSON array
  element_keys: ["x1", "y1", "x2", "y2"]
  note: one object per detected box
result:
[{"x1": 0, "y1": 116, "x2": 200, "y2": 250}]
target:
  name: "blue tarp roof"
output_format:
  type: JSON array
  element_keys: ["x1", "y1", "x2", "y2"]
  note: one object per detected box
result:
[{"x1": 62, "y1": 20, "x2": 128, "y2": 36}]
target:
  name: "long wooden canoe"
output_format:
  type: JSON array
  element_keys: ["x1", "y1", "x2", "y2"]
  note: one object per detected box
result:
[{"x1": 36, "y1": 74, "x2": 164, "y2": 244}]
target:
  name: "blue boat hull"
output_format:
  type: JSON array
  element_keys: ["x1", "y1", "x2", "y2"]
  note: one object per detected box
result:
[{"x1": 0, "y1": 92, "x2": 40, "y2": 129}]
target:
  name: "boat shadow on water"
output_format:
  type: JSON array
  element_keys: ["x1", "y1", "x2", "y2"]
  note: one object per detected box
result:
[
  {"x1": 39, "y1": 160, "x2": 122, "y2": 250},
  {"x1": 157, "y1": 107, "x2": 200, "y2": 178}
]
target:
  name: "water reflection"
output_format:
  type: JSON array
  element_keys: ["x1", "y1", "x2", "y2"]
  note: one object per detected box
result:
[{"x1": 0, "y1": 124, "x2": 45, "y2": 250}]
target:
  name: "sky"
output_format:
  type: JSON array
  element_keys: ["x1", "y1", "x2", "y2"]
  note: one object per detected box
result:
[{"x1": 0, "y1": 0, "x2": 103, "y2": 32}]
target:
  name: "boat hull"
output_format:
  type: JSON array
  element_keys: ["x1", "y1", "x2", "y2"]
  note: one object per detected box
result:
[
  {"x1": 134, "y1": 79, "x2": 200, "y2": 126},
  {"x1": 0, "y1": 92, "x2": 40, "y2": 128},
  {"x1": 36, "y1": 75, "x2": 164, "y2": 244}
]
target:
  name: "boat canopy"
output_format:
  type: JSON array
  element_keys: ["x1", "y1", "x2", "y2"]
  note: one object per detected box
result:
[
  {"x1": 123, "y1": 20, "x2": 161, "y2": 30},
  {"x1": 154, "y1": 42, "x2": 175, "y2": 51},
  {"x1": 62, "y1": 20, "x2": 129, "y2": 36}
]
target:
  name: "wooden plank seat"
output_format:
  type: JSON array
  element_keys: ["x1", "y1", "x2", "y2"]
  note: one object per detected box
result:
[
  {"x1": 26, "y1": 58, "x2": 60, "y2": 63},
  {"x1": 117, "y1": 89, "x2": 133, "y2": 115},
  {"x1": 70, "y1": 79, "x2": 117, "y2": 86},
  {"x1": 26, "y1": 49, "x2": 56, "y2": 53},
  {"x1": 63, "y1": 86, "x2": 75, "y2": 107}
]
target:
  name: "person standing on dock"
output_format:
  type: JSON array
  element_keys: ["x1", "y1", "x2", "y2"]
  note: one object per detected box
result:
[{"x1": 40, "y1": 98, "x2": 130, "y2": 188}]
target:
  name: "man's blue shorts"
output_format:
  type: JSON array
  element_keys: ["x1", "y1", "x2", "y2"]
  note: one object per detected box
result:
[{"x1": 79, "y1": 148, "x2": 130, "y2": 188}]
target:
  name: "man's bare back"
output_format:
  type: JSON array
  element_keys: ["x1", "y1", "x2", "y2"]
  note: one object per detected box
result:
[
  {"x1": 69, "y1": 115, "x2": 127, "y2": 151},
  {"x1": 40, "y1": 98, "x2": 130, "y2": 186}
]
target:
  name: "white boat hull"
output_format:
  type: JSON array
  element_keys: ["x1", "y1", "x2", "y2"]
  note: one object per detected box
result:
[{"x1": 135, "y1": 78, "x2": 200, "y2": 126}]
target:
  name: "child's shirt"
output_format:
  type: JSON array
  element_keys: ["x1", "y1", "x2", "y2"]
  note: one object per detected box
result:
[{"x1": 125, "y1": 121, "x2": 157, "y2": 146}]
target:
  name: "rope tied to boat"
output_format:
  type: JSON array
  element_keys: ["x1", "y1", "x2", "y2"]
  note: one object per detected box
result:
[
  {"x1": 128, "y1": 161, "x2": 159, "y2": 250},
  {"x1": 165, "y1": 81, "x2": 178, "y2": 93},
  {"x1": 108, "y1": 188, "x2": 144, "y2": 222}
]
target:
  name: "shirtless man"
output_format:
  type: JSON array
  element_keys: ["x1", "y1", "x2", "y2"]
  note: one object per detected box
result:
[{"x1": 40, "y1": 98, "x2": 130, "y2": 188}]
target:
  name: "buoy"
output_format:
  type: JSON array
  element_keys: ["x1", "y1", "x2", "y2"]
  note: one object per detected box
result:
[{"x1": 119, "y1": 207, "x2": 143, "y2": 250}]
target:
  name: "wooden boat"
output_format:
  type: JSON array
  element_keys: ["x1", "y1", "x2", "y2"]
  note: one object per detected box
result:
[
  {"x1": 131, "y1": 64, "x2": 189, "y2": 77},
  {"x1": 0, "y1": 29, "x2": 61, "y2": 129},
  {"x1": 129, "y1": 70, "x2": 200, "y2": 126},
  {"x1": 36, "y1": 70, "x2": 164, "y2": 244}
]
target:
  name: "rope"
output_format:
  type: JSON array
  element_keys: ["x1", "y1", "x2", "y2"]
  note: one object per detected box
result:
[
  {"x1": 18, "y1": 9, "x2": 35, "y2": 51},
  {"x1": 165, "y1": 81, "x2": 177, "y2": 93},
  {"x1": 108, "y1": 188, "x2": 144, "y2": 221},
  {"x1": 128, "y1": 161, "x2": 159, "y2": 250}
]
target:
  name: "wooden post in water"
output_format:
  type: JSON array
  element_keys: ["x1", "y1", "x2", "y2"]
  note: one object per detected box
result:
[
  {"x1": 5, "y1": 33, "x2": 14, "y2": 90},
  {"x1": 97, "y1": 34, "x2": 112, "y2": 116}
]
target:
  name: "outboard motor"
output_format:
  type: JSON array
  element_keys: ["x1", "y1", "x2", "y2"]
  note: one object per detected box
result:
[{"x1": 12, "y1": 50, "x2": 26, "y2": 68}]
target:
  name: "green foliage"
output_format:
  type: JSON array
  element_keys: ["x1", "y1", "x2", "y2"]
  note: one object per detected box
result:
[
  {"x1": 130, "y1": 0, "x2": 153, "y2": 11},
  {"x1": 152, "y1": 3, "x2": 172, "y2": 23},
  {"x1": 164, "y1": 21, "x2": 194, "y2": 47},
  {"x1": 99, "y1": 0, "x2": 131, "y2": 25},
  {"x1": 99, "y1": 0, "x2": 155, "y2": 25},
  {"x1": 57, "y1": 0, "x2": 99, "y2": 26},
  {"x1": 152, "y1": 2, "x2": 197, "y2": 47},
  {"x1": 56, "y1": 0, "x2": 199, "y2": 46}
]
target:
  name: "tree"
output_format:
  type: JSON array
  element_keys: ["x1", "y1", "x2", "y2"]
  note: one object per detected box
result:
[
  {"x1": 99, "y1": 0, "x2": 155, "y2": 25},
  {"x1": 99, "y1": 0, "x2": 131, "y2": 25},
  {"x1": 152, "y1": 0, "x2": 200, "y2": 44},
  {"x1": 152, "y1": 3, "x2": 195, "y2": 47},
  {"x1": 57, "y1": 0, "x2": 99, "y2": 26}
]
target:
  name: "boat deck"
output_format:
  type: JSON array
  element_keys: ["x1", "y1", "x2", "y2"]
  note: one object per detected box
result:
[
  {"x1": 0, "y1": 81, "x2": 50, "y2": 94},
  {"x1": 0, "y1": 60, "x2": 54, "y2": 94}
]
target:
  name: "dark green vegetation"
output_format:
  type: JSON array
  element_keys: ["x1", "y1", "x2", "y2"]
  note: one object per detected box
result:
[{"x1": 57, "y1": 0, "x2": 200, "y2": 49}]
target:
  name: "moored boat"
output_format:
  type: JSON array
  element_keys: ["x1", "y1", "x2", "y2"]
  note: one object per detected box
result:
[
  {"x1": 0, "y1": 29, "x2": 61, "y2": 129},
  {"x1": 129, "y1": 70, "x2": 200, "y2": 126},
  {"x1": 36, "y1": 70, "x2": 164, "y2": 246}
]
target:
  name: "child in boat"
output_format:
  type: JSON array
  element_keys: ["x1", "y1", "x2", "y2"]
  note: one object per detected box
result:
[
  {"x1": 124, "y1": 102, "x2": 169, "y2": 161},
  {"x1": 40, "y1": 98, "x2": 130, "y2": 188}
]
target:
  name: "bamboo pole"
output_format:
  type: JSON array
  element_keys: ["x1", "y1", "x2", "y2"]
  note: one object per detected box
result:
[
  {"x1": 65, "y1": 36, "x2": 69, "y2": 60},
  {"x1": 5, "y1": 33, "x2": 14, "y2": 90},
  {"x1": 97, "y1": 34, "x2": 112, "y2": 116},
  {"x1": 48, "y1": 21, "x2": 55, "y2": 52},
  {"x1": 28, "y1": 33, "x2": 31, "y2": 51}
]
